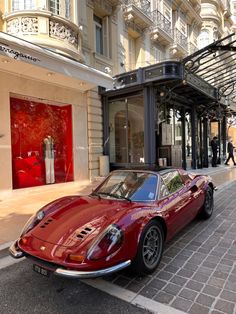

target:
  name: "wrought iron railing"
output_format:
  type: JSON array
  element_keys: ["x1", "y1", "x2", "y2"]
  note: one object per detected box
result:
[
  {"x1": 173, "y1": 28, "x2": 188, "y2": 50},
  {"x1": 151, "y1": 10, "x2": 172, "y2": 38},
  {"x1": 124, "y1": 0, "x2": 151, "y2": 17}
]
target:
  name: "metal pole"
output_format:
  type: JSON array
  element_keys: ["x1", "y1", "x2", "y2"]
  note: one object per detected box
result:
[{"x1": 191, "y1": 105, "x2": 197, "y2": 169}]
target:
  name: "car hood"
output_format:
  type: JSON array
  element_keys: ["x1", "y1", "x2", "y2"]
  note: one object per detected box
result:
[{"x1": 31, "y1": 195, "x2": 138, "y2": 249}]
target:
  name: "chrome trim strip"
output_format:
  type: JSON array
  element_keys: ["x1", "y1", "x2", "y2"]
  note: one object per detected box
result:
[
  {"x1": 9, "y1": 241, "x2": 24, "y2": 259},
  {"x1": 55, "y1": 260, "x2": 131, "y2": 278}
]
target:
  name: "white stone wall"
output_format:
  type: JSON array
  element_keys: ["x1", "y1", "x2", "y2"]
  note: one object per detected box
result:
[{"x1": 87, "y1": 88, "x2": 104, "y2": 179}]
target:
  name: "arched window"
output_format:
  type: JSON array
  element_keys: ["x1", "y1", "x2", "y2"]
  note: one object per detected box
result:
[
  {"x1": 198, "y1": 29, "x2": 210, "y2": 49},
  {"x1": 12, "y1": 0, "x2": 36, "y2": 11},
  {"x1": 49, "y1": 0, "x2": 71, "y2": 19}
]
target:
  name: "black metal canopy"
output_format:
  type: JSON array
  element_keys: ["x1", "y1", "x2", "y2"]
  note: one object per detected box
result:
[{"x1": 183, "y1": 33, "x2": 236, "y2": 105}]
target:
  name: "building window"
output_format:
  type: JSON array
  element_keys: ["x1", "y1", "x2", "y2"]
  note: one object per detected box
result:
[
  {"x1": 94, "y1": 15, "x2": 103, "y2": 55},
  {"x1": 163, "y1": 3, "x2": 171, "y2": 22},
  {"x1": 94, "y1": 14, "x2": 110, "y2": 57},
  {"x1": 12, "y1": 0, "x2": 36, "y2": 11},
  {"x1": 49, "y1": 0, "x2": 71, "y2": 19}
]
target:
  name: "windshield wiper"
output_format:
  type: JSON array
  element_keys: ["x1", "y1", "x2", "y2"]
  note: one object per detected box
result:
[
  {"x1": 90, "y1": 191, "x2": 101, "y2": 199},
  {"x1": 96, "y1": 192, "x2": 131, "y2": 202}
]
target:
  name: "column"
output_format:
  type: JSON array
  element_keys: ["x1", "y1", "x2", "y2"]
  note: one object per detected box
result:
[
  {"x1": 181, "y1": 108, "x2": 186, "y2": 170},
  {"x1": 191, "y1": 105, "x2": 197, "y2": 169},
  {"x1": 144, "y1": 86, "x2": 156, "y2": 165},
  {"x1": 203, "y1": 117, "x2": 209, "y2": 167},
  {"x1": 221, "y1": 115, "x2": 227, "y2": 160}
]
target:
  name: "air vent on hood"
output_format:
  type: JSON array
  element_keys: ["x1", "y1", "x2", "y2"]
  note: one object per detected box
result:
[
  {"x1": 76, "y1": 227, "x2": 93, "y2": 239},
  {"x1": 40, "y1": 218, "x2": 54, "y2": 228}
]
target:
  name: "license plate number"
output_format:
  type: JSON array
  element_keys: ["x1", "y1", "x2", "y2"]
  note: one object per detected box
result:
[{"x1": 33, "y1": 264, "x2": 50, "y2": 277}]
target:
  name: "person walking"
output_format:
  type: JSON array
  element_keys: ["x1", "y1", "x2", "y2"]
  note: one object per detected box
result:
[
  {"x1": 225, "y1": 138, "x2": 236, "y2": 166},
  {"x1": 210, "y1": 136, "x2": 218, "y2": 167}
]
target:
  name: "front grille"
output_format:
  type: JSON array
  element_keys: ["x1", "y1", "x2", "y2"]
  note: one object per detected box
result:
[{"x1": 23, "y1": 251, "x2": 65, "y2": 271}]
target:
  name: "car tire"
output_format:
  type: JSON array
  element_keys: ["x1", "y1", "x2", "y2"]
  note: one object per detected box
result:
[
  {"x1": 131, "y1": 220, "x2": 164, "y2": 274},
  {"x1": 201, "y1": 186, "x2": 214, "y2": 219}
]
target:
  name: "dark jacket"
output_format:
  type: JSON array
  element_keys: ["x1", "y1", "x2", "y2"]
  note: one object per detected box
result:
[
  {"x1": 210, "y1": 139, "x2": 218, "y2": 153},
  {"x1": 227, "y1": 141, "x2": 235, "y2": 155}
]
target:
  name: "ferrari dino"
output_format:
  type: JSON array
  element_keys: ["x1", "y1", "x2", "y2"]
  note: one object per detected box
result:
[{"x1": 10, "y1": 167, "x2": 215, "y2": 278}]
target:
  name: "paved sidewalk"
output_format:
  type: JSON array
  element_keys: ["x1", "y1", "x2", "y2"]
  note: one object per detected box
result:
[
  {"x1": 102, "y1": 171, "x2": 236, "y2": 314},
  {"x1": 0, "y1": 165, "x2": 236, "y2": 248}
]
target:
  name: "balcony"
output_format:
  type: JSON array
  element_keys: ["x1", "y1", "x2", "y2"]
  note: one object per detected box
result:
[
  {"x1": 123, "y1": 0, "x2": 153, "y2": 32},
  {"x1": 2, "y1": 10, "x2": 84, "y2": 62},
  {"x1": 150, "y1": 10, "x2": 173, "y2": 45},
  {"x1": 170, "y1": 28, "x2": 188, "y2": 58}
]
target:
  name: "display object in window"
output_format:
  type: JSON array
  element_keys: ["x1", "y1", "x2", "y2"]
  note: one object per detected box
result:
[{"x1": 43, "y1": 136, "x2": 55, "y2": 184}]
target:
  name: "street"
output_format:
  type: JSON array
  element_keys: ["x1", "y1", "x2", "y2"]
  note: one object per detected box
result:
[{"x1": 0, "y1": 258, "x2": 151, "y2": 314}]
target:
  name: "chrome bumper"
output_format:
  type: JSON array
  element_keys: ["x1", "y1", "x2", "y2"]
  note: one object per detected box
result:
[
  {"x1": 9, "y1": 240, "x2": 131, "y2": 278},
  {"x1": 55, "y1": 260, "x2": 131, "y2": 279},
  {"x1": 9, "y1": 241, "x2": 24, "y2": 259}
]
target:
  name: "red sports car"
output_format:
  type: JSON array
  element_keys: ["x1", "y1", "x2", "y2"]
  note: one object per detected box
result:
[{"x1": 10, "y1": 168, "x2": 215, "y2": 278}]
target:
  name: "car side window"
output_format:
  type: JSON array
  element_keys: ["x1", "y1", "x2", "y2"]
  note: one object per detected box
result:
[
  {"x1": 159, "y1": 179, "x2": 170, "y2": 199},
  {"x1": 161, "y1": 171, "x2": 184, "y2": 194}
]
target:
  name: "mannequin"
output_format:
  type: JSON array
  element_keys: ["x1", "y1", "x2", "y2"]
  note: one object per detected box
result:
[{"x1": 43, "y1": 135, "x2": 55, "y2": 184}]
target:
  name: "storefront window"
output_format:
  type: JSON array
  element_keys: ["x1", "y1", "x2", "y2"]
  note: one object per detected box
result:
[
  {"x1": 10, "y1": 98, "x2": 73, "y2": 189},
  {"x1": 109, "y1": 96, "x2": 144, "y2": 164}
]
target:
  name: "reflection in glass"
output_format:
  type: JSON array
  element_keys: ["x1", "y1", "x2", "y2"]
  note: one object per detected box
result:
[
  {"x1": 95, "y1": 171, "x2": 158, "y2": 201},
  {"x1": 109, "y1": 96, "x2": 144, "y2": 164}
]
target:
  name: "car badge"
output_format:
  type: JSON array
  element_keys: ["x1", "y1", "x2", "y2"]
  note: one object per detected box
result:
[{"x1": 40, "y1": 246, "x2": 46, "y2": 251}]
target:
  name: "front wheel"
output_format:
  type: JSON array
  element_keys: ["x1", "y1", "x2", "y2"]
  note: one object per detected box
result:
[
  {"x1": 131, "y1": 220, "x2": 164, "y2": 274},
  {"x1": 201, "y1": 186, "x2": 214, "y2": 219}
]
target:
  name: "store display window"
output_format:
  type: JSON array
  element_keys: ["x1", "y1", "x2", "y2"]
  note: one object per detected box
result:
[{"x1": 10, "y1": 97, "x2": 74, "y2": 189}]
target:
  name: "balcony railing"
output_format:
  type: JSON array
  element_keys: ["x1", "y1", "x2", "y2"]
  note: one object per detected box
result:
[
  {"x1": 151, "y1": 10, "x2": 172, "y2": 38},
  {"x1": 173, "y1": 28, "x2": 188, "y2": 51},
  {"x1": 124, "y1": 0, "x2": 151, "y2": 17}
]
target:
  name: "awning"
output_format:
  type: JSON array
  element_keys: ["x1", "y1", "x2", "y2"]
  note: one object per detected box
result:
[
  {"x1": 183, "y1": 33, "x2": 236, "y2": 111},
  {"x1": 0, "y1": 32, "x2": 113, "y2": 91}
]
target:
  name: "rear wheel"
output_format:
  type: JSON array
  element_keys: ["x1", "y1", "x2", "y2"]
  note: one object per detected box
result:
[
  {"x1": 131, "y1": 220, "x2": 164, "y2": 274},
  {"x1": 201, "y1": 186, "x2": 214, "y2": 219}
]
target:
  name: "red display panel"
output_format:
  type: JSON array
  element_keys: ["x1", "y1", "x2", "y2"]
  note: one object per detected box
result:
[{"x1": 10, "y1": 97, "x2": 74, "y2": 189}]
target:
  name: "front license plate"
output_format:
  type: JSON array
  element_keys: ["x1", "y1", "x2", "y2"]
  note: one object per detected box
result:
[{"x1": 33, "y1": 264, "x2": 50, "y2": 277}]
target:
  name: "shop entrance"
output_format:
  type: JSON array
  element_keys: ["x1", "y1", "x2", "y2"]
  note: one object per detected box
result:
[{"x1": 10, "y1": 97, "x2": 74, "y2": 189}]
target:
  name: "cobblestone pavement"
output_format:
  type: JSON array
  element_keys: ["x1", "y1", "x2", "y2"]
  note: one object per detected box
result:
[{"x1": 104, "y1": 182, "x2": 236, "y2": 314}]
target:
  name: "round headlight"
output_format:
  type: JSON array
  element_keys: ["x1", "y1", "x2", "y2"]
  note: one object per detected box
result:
[{"x1": 87, "y1": 224, "x2": 124, "y2": 260}]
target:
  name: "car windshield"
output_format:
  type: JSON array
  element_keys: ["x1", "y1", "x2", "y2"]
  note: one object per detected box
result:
[{"x1": 94, "y1": 171, "x2": 158, "y2": 202}]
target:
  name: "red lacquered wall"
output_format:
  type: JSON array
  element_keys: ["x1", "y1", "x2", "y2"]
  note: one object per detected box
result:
[{"x1": 10, "y1": 97, "x2": 74, "y2": 189}]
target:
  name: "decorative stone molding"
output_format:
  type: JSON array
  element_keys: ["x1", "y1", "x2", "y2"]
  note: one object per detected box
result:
[
  {"x1": 7, "y1": 18, "x2": 20, "y2": 34},
  {"x1": 21, "y1": 17, "x2": 38, "y2": 33},
  {"x1": 7, "y1": 17, "x2": 38, "y2": 34},
  {"x1": 49, "y1": 20, "x2": 78, "y2": 47}
]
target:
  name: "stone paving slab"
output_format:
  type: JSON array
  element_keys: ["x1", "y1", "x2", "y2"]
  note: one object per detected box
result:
[{"x1": 104, "y1": 182, "x2": 236, "y2": 314}]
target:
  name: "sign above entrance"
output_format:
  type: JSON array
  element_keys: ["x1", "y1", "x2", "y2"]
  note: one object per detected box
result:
[{"x1": 0, "y1": 42, "x2": 40, "y2": 63}]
